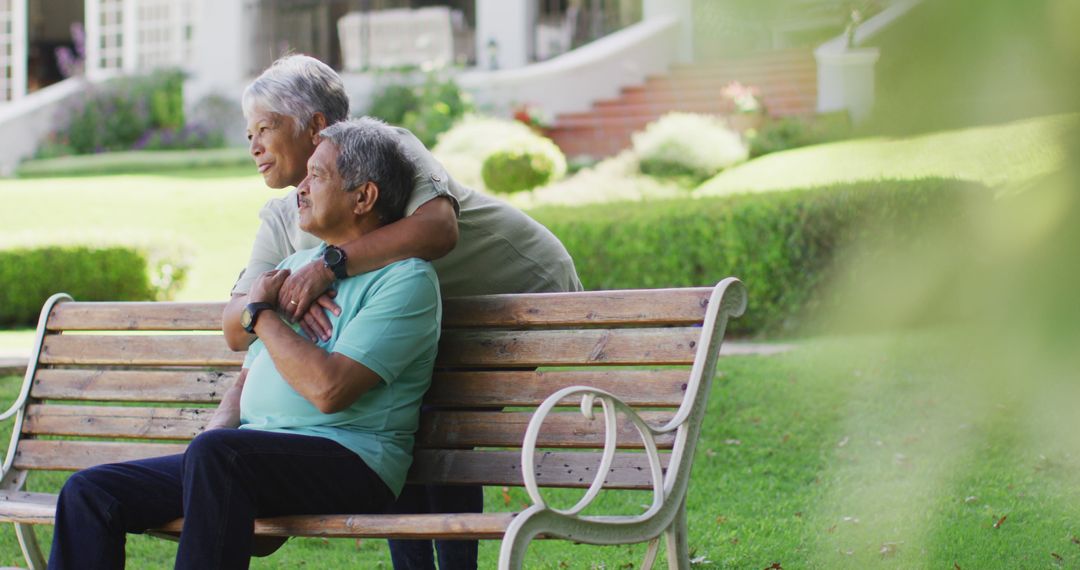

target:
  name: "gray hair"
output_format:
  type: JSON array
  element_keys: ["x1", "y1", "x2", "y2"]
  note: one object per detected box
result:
[
  {"x1": 242, "y1": 55, "x2": 350, "y2": 134},
  {"x1": 319, "y1": 117, "x2": 415, "y2": 225}
]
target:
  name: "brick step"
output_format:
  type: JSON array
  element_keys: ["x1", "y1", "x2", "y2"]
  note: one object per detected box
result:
[
  {"x1": 563, "y1": 95, "x2": 816, "y2": 121},
  {"x1": 553, "y1": 103, "x2": 814, "y2": 129},
  {"x1": 666, "y1": 60, "x2": 817, "y2": 80},
  {"x1": 635, "y1": 72, "x2": 817, "y2": 93},
  {"x1": 600, "y1": 86, "x2": 815, "y2": 108},
  {"x1": 670, "y1": 48, "x2": 816, "y2": 69}
]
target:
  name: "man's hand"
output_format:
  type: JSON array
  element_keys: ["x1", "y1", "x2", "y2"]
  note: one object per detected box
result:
[
  {"x1": 250, "y1": 269, "x2": 290, "y2": 306},
  {"x1": 279, "y1": 260, "x2": 340, "y2": 342}
]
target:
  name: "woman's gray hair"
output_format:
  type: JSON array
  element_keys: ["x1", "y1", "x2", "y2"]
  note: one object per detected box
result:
[
  {"x1": 242, "y1": 55, "x2": 350, "y2": 133},
  {"x1": 320, "y1": 117, "x2": 415, "y2": 225}
]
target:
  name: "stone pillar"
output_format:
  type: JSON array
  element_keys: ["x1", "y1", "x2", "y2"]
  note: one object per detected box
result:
[
  {"x1": 10, "y1": 0, "x2": 28, "y2": 100},
  {"x1": 816, "y1": 47, "x2": 880, "y2": 123},
  {"x1": 643, "y1": 0, "x2": 691, "y2": 63},
  {"x1": 475, "y1": 0, "x2": 532, "y2": 70}
]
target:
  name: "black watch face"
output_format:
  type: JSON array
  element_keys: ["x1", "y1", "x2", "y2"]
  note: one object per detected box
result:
[{"x1": 324, "y1": 247, "x2": 344, "y2": 266}]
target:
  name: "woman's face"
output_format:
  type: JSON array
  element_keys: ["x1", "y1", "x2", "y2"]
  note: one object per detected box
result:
[{"x1": 246, "y1": 108, "x2": 317, "y2": 189}]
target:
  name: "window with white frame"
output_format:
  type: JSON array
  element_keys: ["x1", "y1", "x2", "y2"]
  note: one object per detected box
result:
[
  {"x1": 98, "y1": 0, "x2": 124, "y2": 71},
  {"x1": 137, "y1": 0, "x2": 195, "y2": 70},
  {"x1": 0, "y1": 0, "x2": 13, "y2": 101}
]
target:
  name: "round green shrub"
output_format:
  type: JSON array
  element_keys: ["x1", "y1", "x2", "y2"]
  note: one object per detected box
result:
[
  {"x1": 632, "y1": 112, "x2": 748, "y2": 180},
  {"x1": 433, "y1": 115, "x2": 566, "y2": 192},
  {"x1": 481, "y1": 149, "x2": 556, "y2": 194}
]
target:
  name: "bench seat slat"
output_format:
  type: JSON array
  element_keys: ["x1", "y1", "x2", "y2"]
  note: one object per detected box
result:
[
  {"x1": 44, "y1": 289, "x2": 711, "y2": 332},
  {"x1": 12, "y1": 441, "x2": 665, "y2": 489},
  {"x1": 22, "y1": 406, "x2": 675, "y2": 449},
  {"x1": 0, "y1": 490, "x2": 515, "y2": 540},
  {"x1": 410, "y1": 449, "x2": 670, "y2": 489},
  {"x1": 437, "y1": 328, "x2": 702, "y2": 367},
  {"x1": 423, "y1": 369, "x2": 688, "y2": 408},
  {"x1": 47, "y1": 303, "x2": 226, "y2": 331},
  {"x1": 442, "y1": 288, "x2": 710, "y2": 328},
  {"x1": 32, "y1": 369, "x2": 239, "y2": 403},
  {"x1": 40, "y1": 335, "x2": 243, "y2": 367},
  {"x1": 23, "y1": 405, "x2": 213, "y2": 440},
  {"x1": 417, "y1": 411, "x2": 675, "y2": 449},
  {"x1": 14, "y1": 440, "x2": 187, "y2": 471}
]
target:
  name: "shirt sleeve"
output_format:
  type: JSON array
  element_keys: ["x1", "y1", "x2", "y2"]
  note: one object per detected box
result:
[
  {"x1": 231, "y1": 199, "x2": 295, "y2": 295},
  {"x1": 395, "y1": 127, "x2": 461, "y2": 218},
  {"x1": 331, "y1": 263, "x2": 441, "y2": 385}
]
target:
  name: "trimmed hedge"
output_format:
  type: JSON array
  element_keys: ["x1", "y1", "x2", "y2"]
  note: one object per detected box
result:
[
  {"x1": 17, "y1": 147, "x2": 252, "y2": 178},
  {"x1": 482, "y1": 149, "x2": 557, "y2": 194},
  {"x1": 0, "y1": 243, "x2": 189, "y2": 327},
  {"x1": 531, "y1": 178, "x2": 986, "y2": 335}
]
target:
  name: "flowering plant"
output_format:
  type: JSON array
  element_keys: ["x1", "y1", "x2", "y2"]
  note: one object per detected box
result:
[
  {"x1": 721, "y1": 81, "x2": 763, "y2": 115},
  {"x1": 512, "y1": 104, "x2": 552, "y2": 130}
]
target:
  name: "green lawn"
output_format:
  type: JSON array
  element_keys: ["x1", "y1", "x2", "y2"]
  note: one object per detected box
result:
[
  {"x1": 697, "y1": 114, "x2": 1075, "y2": 197},
  {"x1": 1, "y1": 332, "x2": 1077, "y2": 568}
]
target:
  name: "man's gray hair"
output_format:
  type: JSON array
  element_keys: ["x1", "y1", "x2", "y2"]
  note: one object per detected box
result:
[
  {"x1": 320, "y1": 117, "x2": 415, "y2": 225},
  {"x1": 242, "y1": 55, "x2": 350, "y2": 133}
]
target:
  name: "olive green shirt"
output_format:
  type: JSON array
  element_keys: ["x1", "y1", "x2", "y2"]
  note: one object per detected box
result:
[{"x1": 232, "y1": 126, "x2": 582, "y2": 297}]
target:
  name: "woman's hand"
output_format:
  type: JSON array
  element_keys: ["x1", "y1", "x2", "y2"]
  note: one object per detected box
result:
[{"x1": 278, "y1": 260, "x2": 340, "y2": 342}]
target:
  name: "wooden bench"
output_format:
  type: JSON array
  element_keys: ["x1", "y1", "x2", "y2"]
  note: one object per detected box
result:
[{"x1": 0, "y1": 279, "x2": 745, "y2": 569}]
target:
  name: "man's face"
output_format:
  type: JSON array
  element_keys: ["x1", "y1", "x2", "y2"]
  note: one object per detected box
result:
[
  {"x1": 296, "y1": 140, "x2": 356, "y2": 238},
  {"x1": 246, "y1": 108, "x2": 316, "y2": 189}
]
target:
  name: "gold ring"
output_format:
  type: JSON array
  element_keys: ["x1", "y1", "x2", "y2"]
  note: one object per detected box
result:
[{"x1": 289, "y1": 300, "x2": 298, "y2": 305}]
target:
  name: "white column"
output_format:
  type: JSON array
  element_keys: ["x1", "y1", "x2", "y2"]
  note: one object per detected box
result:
[
  {"x1": 122, "y1": 0, "x2": 137, "y2": 72},
  {"x1": 84, "y1": 0, "x2": 101, "y2": 79},
  {"x1": 185, "y1": 0, "x2": 249, "y2": 104},
  {"x1": 11, "y1": 0, "x2": 27, "y2": 100},
  {"x1": 643, "y1": 0, "x2": 691, "y2": 63},
  {"x1": 475, "y1": 0, "x2": 531, "y2": 70}
]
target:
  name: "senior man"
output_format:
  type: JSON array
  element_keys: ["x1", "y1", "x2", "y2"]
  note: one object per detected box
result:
[
  {"x1": 219, "y1": 54, "x2": 582, "y2": 570},
  {"x1": 47, "y1": 119, "x2": 438, "y2": 570}
]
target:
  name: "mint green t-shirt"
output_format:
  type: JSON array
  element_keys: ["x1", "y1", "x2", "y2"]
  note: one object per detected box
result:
[{"x1": 239, "y1": 250, "x2": 441, "y2": 496}]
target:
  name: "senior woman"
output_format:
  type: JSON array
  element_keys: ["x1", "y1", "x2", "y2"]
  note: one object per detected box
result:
[{"x1": 216, "y1": 55, "x2": 582, "y2": 570}]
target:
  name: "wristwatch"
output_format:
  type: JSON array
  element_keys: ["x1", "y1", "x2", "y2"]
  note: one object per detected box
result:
[
  {"x1": 322, "y1": 245, "x2": 349, "y2": 280},
  {"x1": 241, "y1": 302, "x2": 274, "y2": 334}
]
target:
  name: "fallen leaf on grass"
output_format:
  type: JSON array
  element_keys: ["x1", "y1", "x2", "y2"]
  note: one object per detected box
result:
[
  {"x1": 1071, "y1": 535, "x2": 1080, "y2": 545},
  {"x1": 690, "y1": 555, "x2": 713, "y2": 566},
  {"x1": 781, "y1": 433, "x2": 791, "y2": 443},
  {"x1": 502, "y1": 486, "x2": 511, "y2": 506},
  {"x1": 354, "y1": 538, "x2": 363, "y2": 551},
  {"x1": 1051, "y1": 552, "x2": 1064, "y2": 564},
  {"x1": 954, "y1": 563, "x2": 961, "y2": 569},
  {"x1": 618, "y1": 562, "x2": 635, "y2": 569},
  {"x1": 993, "y1": 515, "x2": 1007, "y2": 529},
  {"x1": 715, "y1": 515, "x2": 727, "y2": 525},
  {"x1": 763, "y1": 563, "x2": 783, "y2": 570},
  {"x1": 725, "y1": 439, "x2": 742, "y2": 446},
  {"x1": 964, "y1": 496, "x2": 978, "y2": 504},
  {"x1": 842, "y1": 516, "x2": 860, "y2": 524},
  {"x1": 826, "y1": 524, "x2": 838, "y2": 534},
  {"x1": 706, "y1": 448, "x2": 717, "y2": 457},
  {"x1": 558, "y1": 561, "x2": 570, "y2": 569},
  {"x1": 879, "y1": 542, "x2": 903, "y2": 558},
  {"x1": 837, "y1": 436, "x2": 850, "y2": 448}
]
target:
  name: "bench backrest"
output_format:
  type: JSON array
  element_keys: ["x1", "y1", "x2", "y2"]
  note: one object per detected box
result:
[{"x1": 3, "y1": 283, "x2": 746, "y2": 498}]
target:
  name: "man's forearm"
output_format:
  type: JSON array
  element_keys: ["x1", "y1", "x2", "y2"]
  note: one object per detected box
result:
[
  {"x1": 252, "y1": 312, "x2": 379, "y2": 414},
  {"x1": 338, "y1": 196, "x2": 457, "y2": 277},
  {"x1": 223, "y1": 294, "x2": 257, "y2": 351},
  {"x1": 205, "y1": 368, "x2": 247, "y2": 430}
]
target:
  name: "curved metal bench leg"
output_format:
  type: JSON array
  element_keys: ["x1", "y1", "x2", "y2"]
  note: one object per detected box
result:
[
  {"x1": 15, "y1": 523, "x2": 47, "y2": 569},
  {"x1": 664, "y1": 498, "x2": 690, "y2": 570}
]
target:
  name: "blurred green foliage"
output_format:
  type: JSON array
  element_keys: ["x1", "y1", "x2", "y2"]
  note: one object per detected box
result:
[
  {"x1": 37, "y1": 70, "x2": 223, "y2": 158},
  {"x1": 748, "y1": 112, "x2": 852, "y2": 158},
  {"x1": 365, "y1": 75, "x2": 472, "y2": 147},
  {"x1": 0, "y1": 242, "x2": 189, "y2": 327},
  {"x1": 533, "y1": 178, "x2": 985, "y2": 336},
  {"x1": 865, "y1": 0, "x2": 1072, "y2": 134}
]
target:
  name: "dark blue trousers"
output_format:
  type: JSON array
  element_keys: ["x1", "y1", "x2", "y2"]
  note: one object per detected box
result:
[
  {"x1": 386, "y1": 483, "x2": 484, "y2": 570},
  {"x1": 47, "y1": 428, "x2": 392, "y2": 570}
]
